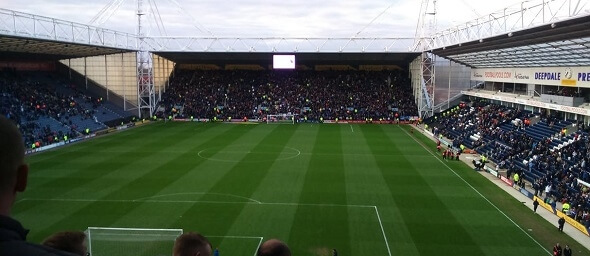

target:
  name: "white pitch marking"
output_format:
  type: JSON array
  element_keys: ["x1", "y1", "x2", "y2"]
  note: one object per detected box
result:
[
  {"x1": 87, "y1": 226, "x2": 183, "y2": 232},
  {"x1": 350, "y1": 124, "x2": 354, "y2": 132},
  {"x1": 181, "y1": 235, "x2": 264, "y2": 256},
  {"x1": 197, "y1": 146, "x2": 302, "y2": 163},
  {"x1": 374, "y1": 206, "x2": 392, "y2": 256},
  {"x1": 135, "y1": 192, "x2": 262, "y2": 204},
  {"x1": 20, "y1": 198, "x2": 374, "y2": 208},
  {"x1": 24, "y1": 197, "x2": 384, "y2": 254},
  {"x1": 260, "y1": 202, "x2": 374, "y2": 208},
  {"x1": 207, "y1": 235, "x2": 263, "y2": 239},
  {"x1": 254, "y1": 237, "x2": 264, "y2": 256},
  {"x1": 399, "y1": 126, "x2": 551, "y2": 255}
]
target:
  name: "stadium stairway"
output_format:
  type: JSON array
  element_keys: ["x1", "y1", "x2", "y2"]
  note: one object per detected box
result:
[
  {"x1": 36, "y1": 116, "x2": 72, "y2": 135},
  {"x1": 67, "y1": 115, "x2": 108, "y2": 133}
]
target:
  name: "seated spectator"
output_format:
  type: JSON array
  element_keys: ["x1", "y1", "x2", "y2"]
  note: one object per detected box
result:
[
  {"x1": 0, "y1": 116, "x2": 71, "y2": 256},
  {"x1": 257, "y1": 239, "x2": 291, "y2": 256},
  {"x1": 42, "y1": 231, "x2": 87, "y2": 256},
  {"x1": 173, "y1": 232, "x2": 212, "y2": 256}
]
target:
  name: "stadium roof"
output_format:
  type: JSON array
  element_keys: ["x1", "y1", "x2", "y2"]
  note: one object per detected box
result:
[
  {"x1": 154, "y1": 52, "x2": 421, "y2": 66},
  {"x1": 432, "y1": 14, "x2": 590, "y2": 68},
  {"x1": 0, "y1": 35, "x2": 134, "y2": 61},
  {"x1": 0, "y1": 8, "x2": 136, "y2": 61}
]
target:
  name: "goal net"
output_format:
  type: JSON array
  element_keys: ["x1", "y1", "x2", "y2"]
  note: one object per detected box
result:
[
  {"x1": 86, "y1": 227, "x2": 183, "y2": 256},
  {"x1": 266, "y1": 114, "x2": 296, "y2": 124}
]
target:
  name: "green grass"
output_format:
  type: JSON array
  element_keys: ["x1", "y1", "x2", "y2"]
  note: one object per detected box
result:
[{"x1": 13, "y1": 122, "x2": 589, "y2": 256}]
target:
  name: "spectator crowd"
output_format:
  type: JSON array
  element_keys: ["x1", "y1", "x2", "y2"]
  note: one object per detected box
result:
[
  {"x1": 159, "y1": 69, "x2": 418, "y2": 121},
  {"x1": 0, "y1": 70, "x2": 128, "y2": 148},
  {"x1": 428, "y1": 100, "x2": 590, "y2": 230}
]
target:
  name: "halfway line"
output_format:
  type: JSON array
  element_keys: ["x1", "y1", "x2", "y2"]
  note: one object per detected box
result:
[{"x1": 18, "y1": 198, "x2": 375, "y2": 208}]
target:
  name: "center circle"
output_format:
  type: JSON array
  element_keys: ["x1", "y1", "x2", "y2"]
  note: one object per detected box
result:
[{"x1": 197, "y1": 144, "x2": 301, "y2": 163}]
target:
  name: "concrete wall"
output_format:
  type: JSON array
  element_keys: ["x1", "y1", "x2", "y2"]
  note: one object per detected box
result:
[
  {"x1": 152, "y1": 54, "x2": 175, "y2": 101},
  {"x1": 60, "y1": 52, "x2": 139, "y2": 109}
]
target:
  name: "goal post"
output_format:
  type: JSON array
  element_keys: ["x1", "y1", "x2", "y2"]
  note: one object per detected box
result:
[
  {"x1": 266, "y1": 113, "x2": 296, "y2": 124},
  {"x1": 86, "y1": 227, "x2": 183, "y2": 256}
]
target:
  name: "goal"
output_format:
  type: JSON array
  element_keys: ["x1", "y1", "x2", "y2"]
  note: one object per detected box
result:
[
  {"x1": 266, "y1": 113, "x2": 296, "y2": 124},
  {"x1": 86, "y1": 227, "x2": 183, "y2": 256}
]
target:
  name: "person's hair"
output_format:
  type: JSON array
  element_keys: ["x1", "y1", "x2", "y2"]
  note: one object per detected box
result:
[
  {"x1": 173, "y1": 232, "x2": 212, "y2": 256},
  {"x1": 42, "y1": 231, "x2": 87, "y2": 256},
  {"x1": 257, "y1": 239, "x2": 291, "y2": 256},
  {"x1": 0, "y1": 116, "x2": 25, "y2": 192}
]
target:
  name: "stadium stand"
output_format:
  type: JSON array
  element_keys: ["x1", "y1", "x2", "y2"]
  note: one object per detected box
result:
[
  {"x1": 158, "y1": 69, "x2": 418, "y2": 121},
  {"x1": 426, "y1": 101, "x2": 590, "y2": 230},
  {"x1": 0, "y1": 69, "x2": 134, "y2": 148}
]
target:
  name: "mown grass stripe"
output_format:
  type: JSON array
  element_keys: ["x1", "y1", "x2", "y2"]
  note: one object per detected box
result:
[
  {"x1": 288, "y1": 125, "x2": 351, "y2": 256},
  {"x1": 16, "y1": 123, "x2": 204, "y2": 215},
  {"x1": 15, "y1": 123, "x2": 588, "y2": 256},
  {"x1": 31, "y1": 124, "x2": 250, "y2": 241},
  {"x1": 342, "y1": 125, "x2": 420, "y2": 256},
  {"x1": 29, "y1": 122, "x2": 174, "y2": 156},
  {"x1": 168, "y1": 124, "x2": 299, "y2": 243},
  {"x1": 25, "y1": 122, "x2": 162, "y2": 173},
  {"x1": 361, "y1": 125, "x2": 486, "y2": 256}
]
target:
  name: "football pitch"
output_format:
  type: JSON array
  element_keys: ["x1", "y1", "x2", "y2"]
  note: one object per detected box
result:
[{"x1": 13, "y1": 122, "x2": 586, "y2": 256}]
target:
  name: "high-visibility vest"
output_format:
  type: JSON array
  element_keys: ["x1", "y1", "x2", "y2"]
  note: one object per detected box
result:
[{"x1": 563, "y1": 203, "x2": 570, "y2": 212}]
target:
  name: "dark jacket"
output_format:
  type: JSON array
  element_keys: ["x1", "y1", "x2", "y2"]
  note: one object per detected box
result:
[
  {"x1": 558, "y1": 217, "x2": 566, "y2": 226},
  {"x1": 563, "y1": 247, "x2": 572, "y2": 256},
  {"x1": 0, "y1": 215, "x2": 74, "y2": 256}
]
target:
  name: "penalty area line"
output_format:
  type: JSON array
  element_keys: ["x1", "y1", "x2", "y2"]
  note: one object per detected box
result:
[
  {"x1": 207, "y1": 235, "x2": 263, "y2": 239},
  {"x1": 254, "y1": 236, "x2": 263, "y2": 256},
  {"x1": 399, "y1": 126, "x2": 551, "y2": 255},
  {"x1": 374, "y1": 206, "x2": 392, "y2": 256},
  {"x1": 196, "y1": 235, "x2": 263, "y2": 256}
]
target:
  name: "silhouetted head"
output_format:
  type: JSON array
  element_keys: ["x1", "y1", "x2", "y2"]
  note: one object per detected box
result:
[
  {"x1": 173, "y1": 232, "x2": 212, "y2": 256},
  {"x1": 257, "y1": 239, "x2": 291, "y2": 256}
]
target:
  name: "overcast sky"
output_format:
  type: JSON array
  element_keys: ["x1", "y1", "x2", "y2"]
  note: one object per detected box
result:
[{"x1": 2, "y1": 0, "x2": 526, "y2": 38}]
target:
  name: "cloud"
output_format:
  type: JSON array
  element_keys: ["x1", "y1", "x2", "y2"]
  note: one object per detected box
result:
[{"x1": 1, "y1": 0, "x2": 533, "y2": 39}]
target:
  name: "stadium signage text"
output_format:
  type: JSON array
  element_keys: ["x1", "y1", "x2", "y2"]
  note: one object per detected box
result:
[
  {"x1": 531, "y1": 195, "x2": 590, "y2": 236},
  {"x1": 472, "y1": 66, "x2": 590, "y2": 87},
  {"x1": 483, "y1": 165, "x2": 498, "y2": 177},
  {"x1": 514, "y1": 73, "x2": 529, "y2": 80},
  {"x1": 556, "y1": 211, "x2": 590, "y2": 236},
  {"x1": 533, "y1": 196, "x2": 556, "y2": 214},
  {"x1": 534, "y1": 72, "x2": 560, "y2": 80},
  {"x1": 518, "y1": 187, "x2": 533, "y2": 199},
  {"x1": 485, "y1": 72, "x2": 511, "y2": 79},
  {"x1": 499, "y1": 175, "x2": 513, "y2": 186}
]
